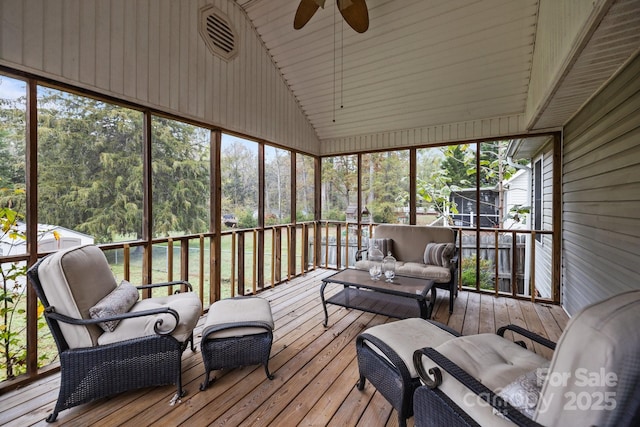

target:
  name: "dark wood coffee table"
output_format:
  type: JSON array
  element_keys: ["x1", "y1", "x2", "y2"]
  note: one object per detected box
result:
[{"x1": 320, "y1": 269, "x2": 435, "y2": 327}]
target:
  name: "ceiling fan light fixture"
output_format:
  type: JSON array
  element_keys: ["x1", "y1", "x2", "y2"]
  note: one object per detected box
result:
[
  {"x1": 294, "y1": 0, "x2": 322, "y2": 29},
  {"x1": 294, "y1": 0, "x2": 369, "y2": 33},
  {"x1": 338, "y1": 0, "x2": 369, "y2": 33}
]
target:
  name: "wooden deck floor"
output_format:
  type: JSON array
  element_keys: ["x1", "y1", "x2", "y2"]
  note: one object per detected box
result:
[{"x1": 1, "y1": 269, "x2": 569, "y2": 427}]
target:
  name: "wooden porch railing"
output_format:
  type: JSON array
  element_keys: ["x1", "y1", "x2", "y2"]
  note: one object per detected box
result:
[{"x1": 0, "y1": 220, "x2": 558, "y2": 390}]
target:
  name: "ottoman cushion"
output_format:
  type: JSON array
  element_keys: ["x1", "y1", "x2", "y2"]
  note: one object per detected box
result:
[
  {"x1": 362, "y1": 318, "x2": 456, "y2": 377},
  {"x1": 204, "y1": 297, "x2": 273, "y2": 339}
]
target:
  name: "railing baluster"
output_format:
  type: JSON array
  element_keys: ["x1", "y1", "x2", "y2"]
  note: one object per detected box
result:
[
  {"x1": 271, "y1": 228, "x2": 276, "y2": 287},
  {"x1": 123, "y1": 244, "x2": 130, "y2": 282},
  {"x1": 180, "y1": 238, "x2": 189, "y2": 293},
  {"x1": 167, "y1": 238, "x2": 174, "y2": 295},
  {"x1": 287, "y1": 225, "x2": 292, "y2": 281},
  {"x1": 511, "y1": 231, "x2": 517, "y2": 298},
  {"x1": 530, "y1": 231, "x2": 536, "y2": 302},
  {"x1": 336, "y1": 223, "x2": 342, "y2": 269},
  {"x1": 324, "y1": 221, "x2": 329, "y2": 268},
  {"x1": 345, "y1": 225, "x2": 350, "y2": 269},
  {"x1": 231, "y1": 230, "x2": 236, "y2": 297},
  {"x1": 199, "y1": 234, "x2": 205, "y2": 302},
  {"x1": 252, "y1": 229, "x2": 257, "y2": 295},
  {"x1": 494, "y1": 230, "x2": 499, "y2": 296}
]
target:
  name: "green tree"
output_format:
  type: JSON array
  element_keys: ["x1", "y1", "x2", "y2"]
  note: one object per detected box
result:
[
  {"x1": 36, "y1": 91, "x2": 144, "y2": 241},
  {"x1": 296, "y1": 154, "x2": 315, "y2": 221},
  {"x1": 441, "y1": 144, "x2": 473, "y2": 187},
  {"x1": 321, "y1": 155, "x2": 357, "y2": 220},
  {"x1": 363, "y1": 151, "x2": 409, "y2": 223},
  {"x1": 265, "y1": 147, "x2": 291, "y2": 224},
  {"x1": 428, "y1": 141, "x2": 518, "y2": 227},
  {"x1": 0, "y1": 95, "x2": 26, "y2": 214},
  {"x1": 220, "y1": 139, "x2": 258, "y2": 225},
  {"x1": 151, "y1": 118, "x2": 210, "y2": 236},
  {"x1": 35, "y1": 89, "x2": 210, "y2": 242}
]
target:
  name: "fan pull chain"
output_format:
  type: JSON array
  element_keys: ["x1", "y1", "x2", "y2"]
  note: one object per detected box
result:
[
  {"x1": 333, "y1": 2, "x2": 337, "y2": 123},
  {"x1": 340, "y1": 18, "x2": 344, "y2": 110}
]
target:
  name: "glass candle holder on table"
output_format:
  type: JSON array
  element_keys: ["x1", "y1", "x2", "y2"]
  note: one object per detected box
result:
[
  {"x1": 368, "y1": 244, "x2": 384, "y2": 280},
  {"x1": 382, "y1": 251, "x2": 396, "y2": 283}
]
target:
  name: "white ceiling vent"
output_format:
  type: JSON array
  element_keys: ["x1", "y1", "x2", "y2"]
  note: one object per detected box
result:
[{"x1": 199, "y1": 6, "x2": 238, "y2": 61}]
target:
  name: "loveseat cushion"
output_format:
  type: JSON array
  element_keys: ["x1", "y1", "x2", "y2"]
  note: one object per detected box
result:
[
  {"x1": 397, "y1": 262, "x2": 451, "y2": 283},
  {"x1": 97, "y1": 291, "x2": 202, "y2": 345},
  {"x1": 354, "y1": 260, "x2": 452, "y2": 283}
]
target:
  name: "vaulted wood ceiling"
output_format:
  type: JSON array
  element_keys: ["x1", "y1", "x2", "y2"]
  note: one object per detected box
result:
[{"x1": 236, "y1": 0, "x2": 640, "y2": 145}]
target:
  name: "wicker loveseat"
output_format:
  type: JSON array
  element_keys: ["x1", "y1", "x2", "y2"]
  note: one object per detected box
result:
[{"x1": 354, "y1": 224, "x2": 458, "y2": 312}]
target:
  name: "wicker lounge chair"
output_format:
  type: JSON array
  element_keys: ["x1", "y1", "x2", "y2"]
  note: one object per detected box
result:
[
  {"x1": 356, "y1": 318, "x2": 463, "y2": 427},
  {"x1": 412, "y1": 290, "x2": 640, "y2": 426},
  {"x1": 27, "y1": 244, "x2": 202, "y2": 422}
]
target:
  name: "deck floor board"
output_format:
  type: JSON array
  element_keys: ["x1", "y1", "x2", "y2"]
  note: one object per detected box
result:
[{"x1": 0, "y1": 269, "x2": 569, "y2": 427}]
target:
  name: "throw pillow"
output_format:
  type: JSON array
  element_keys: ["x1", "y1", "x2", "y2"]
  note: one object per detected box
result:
[
  {"x1": 369, "y1": 238, "x2": 394, "y2": 257},
  {"x1": 423, "y1": 242, "x2": 455, "y2": 268},
  {"x1": 89, "y1": 280, "x2": 139, "y2": 332},
  {"x1": 494, "y1": 365, "x2": 547, "y2": 419}
]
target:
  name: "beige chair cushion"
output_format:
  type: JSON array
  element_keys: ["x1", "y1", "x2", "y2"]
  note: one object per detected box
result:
[
  {"x1": 436, "y1": 334, "x2": 548, "y2": 392},
  {"x1": 204, "y1": 297, "x2": 274, "y2": 339},
  {"x1": 362, "y1": 318, "x2": 456, "y2": 378},
  {"x1": 98, "y1": 292, "x2": 202, "y2": 345},
  {"x1": 534, "y1": 290, "x2": 640, "y2": 427},
  {"x1": 37, "y1": 245, "x2": 119, "y2": 348},
  {"x1": 419, "y1": 333, "x2": 549, "y2": 426}
]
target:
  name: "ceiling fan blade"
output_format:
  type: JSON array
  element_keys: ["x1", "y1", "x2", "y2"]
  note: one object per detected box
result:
[
  {"x1": 338, "y1": 0, "x2": 369, "y2": 33},
  {"x1": 294, "y1": 0, "x2": 321, "y2": 30}
]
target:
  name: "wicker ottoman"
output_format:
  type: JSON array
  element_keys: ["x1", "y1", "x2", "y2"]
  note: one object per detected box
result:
[
  {"x1": 200, "y1": 296, "x2": 274, "y2": 390},
  {"x1": 356, "y1": 318, "x2": 460, "y2": 427}
]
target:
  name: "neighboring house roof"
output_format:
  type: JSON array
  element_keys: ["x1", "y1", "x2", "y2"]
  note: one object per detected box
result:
[{"x1": 0, "y1": 222, "x2": 94, "y2": 255}]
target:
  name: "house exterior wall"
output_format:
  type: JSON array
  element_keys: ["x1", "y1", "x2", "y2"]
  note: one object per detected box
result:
[
  {"x1": 534, "y1": 142, "x2": 554, "y2": 300},
  {"x1": 503, "y1": 168, "x2": 531, "y2": 230},
  {"x1": 0, "y1": 0, "x2": 320, "y2": 155},
  {"x1": 562, "y1": 52, "x2": 640, "y2": 315}
]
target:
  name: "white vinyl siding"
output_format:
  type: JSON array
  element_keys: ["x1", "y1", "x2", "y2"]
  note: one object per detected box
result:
[
  {"x1": 533, "y1": 146, "x2": 554, "y2": 300},
  {"x1": 562, "y1": 53, "x2": 640, "y2": 315}
]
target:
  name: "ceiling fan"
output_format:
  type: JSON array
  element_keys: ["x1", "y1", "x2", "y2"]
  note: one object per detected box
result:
[{"x1": 294, "y1": 0, "x2": 369, "y2": 33}]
